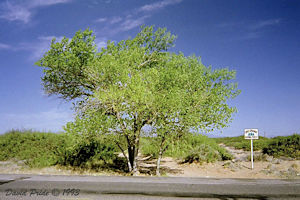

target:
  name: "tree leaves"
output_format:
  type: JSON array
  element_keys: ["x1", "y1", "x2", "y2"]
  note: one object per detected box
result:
[{"x1": 36, "y1": 29, "x2": 97, "y2": 100}]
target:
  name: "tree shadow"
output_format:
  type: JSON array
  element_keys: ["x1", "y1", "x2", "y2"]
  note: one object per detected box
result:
[{"x1": 138, "y1": 158, "x2": 183, "y2": 176}]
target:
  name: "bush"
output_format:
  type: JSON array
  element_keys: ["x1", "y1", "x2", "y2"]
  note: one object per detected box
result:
[
  {"x1": 0, "y1": 129, "x2": 63, "y2": 167},
  {"x1": 183, "y1": 144, "x2": 221, "y2": 164},
  {"x1": 57, "y1": 135, "x2": 120, "y2": 168},
  {"x1": 141, "y1": 133, "x2": 233, "y2": 163},
  {"x1": 0, "y1": 130, "x2": 127, "y2": 171},
  {"x1": 54, "y1": 132, "x2": 127, "y2": 171},
  {"x1": 262, "y1": 134, "x2": 300, "y2": 159},
  {"x1": 140, "y1": 137, "x2": 159, "y2": 158},
  {"x1": 216, "y1": 147, "x2": 234, "y2": 160}
]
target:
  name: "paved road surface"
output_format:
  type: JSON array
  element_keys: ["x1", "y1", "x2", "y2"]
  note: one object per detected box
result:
[{"x1": 0, "y1": 174, "x2": 299, "y2": 199}]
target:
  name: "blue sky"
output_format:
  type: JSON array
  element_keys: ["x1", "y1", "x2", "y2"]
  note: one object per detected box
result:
[{"x1": 0, "y1": 0, "x2": 299, "y2": 137}]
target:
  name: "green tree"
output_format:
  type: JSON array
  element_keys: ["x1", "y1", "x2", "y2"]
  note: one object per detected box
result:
[{"x1": 36, "y1": 26, "x2": 240, "y2": 175}]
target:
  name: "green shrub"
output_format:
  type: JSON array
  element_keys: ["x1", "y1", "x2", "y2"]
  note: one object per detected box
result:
[
  {"x1": 0, "y1": 130, "x2": 127, "y2": 171},
  {"x1": 216, "y1": 146, "x2": 234, "y2": 160},
  {"x1": 140, "y1": 137, "x2": 159, "y2": 158},
  {"x1": 58, "y1": 136, "x2": 118, "y2": 167},
  {"x1": 183, "y1": 144, "x2": 221, "y2": 164},
  {"x1": 0, "y1": 129, "x2": 63, "y2": 167},
  {"x1": 262, "y1": 134, "x2": 300, "y2": 159},
  {"x1": 54, "y1": 132, "x2": 127, "y2": 171},
  {"x1": 141, "y1": 133, "x2": 233, "y2": 163}
]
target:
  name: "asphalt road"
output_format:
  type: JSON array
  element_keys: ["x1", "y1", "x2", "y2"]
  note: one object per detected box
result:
[{"x1": 0, "y1": 174, "x2": 299, "y2": 200}]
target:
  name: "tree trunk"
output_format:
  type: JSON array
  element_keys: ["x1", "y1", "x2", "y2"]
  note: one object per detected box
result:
[
  {"x1": 132, "y1": 135, "x2": 140, "y2": 176},
  {"x1": 115, "y1": 141, "x2": 132, "y2": 172},
  {"x1": 126, "y1": 115, "x2": 142, "y2": 176},
  {"x1": 128, "y1": 145, "x2": 135, "y2": 174},
  {"x1": 127, "y1": 156, "x2": 132, "y2": 172},
  {"x1": 156, "y1": 149, "x2": 163, "y2": 176},
  {"x1": 156, "y1": 136, "x2": 167, "y2": 176}
]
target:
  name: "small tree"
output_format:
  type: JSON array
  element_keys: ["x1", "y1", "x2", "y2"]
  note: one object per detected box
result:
[{"x1": 36, "y1": 26, "x2": 240, "y2": 175}]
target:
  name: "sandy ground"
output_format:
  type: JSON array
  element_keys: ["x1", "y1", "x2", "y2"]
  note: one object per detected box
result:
[
  {"x1": 1, "y1": 145, "x2": 299, "y2": 179},
  {"x1": 157, "y1": 158, "x2": 300, "y2": 179}
]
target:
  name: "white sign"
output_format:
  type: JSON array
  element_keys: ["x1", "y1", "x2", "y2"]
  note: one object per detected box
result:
[
  {"x1": 244, "y1": 129, "x2": 259, "y2": 140},
  {"x1": 244, "y1": 128, "x2": 259, "y2": 170}
]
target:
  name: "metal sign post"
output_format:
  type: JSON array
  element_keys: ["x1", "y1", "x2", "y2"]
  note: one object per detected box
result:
[
  {"x1": 251, "y1": 139, "x2": 254, "y2": 169},
  {"x1": 244, "y1": 129, "x2": 259, "y2": 170}
]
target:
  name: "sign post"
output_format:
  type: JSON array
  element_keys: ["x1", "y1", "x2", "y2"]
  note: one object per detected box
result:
[
  {"x1": 244, "y1": 129, "x2": 259, "y2": 169},
  {"x1": 250, "y1": 139, "x2": 253, "y2": 169}
]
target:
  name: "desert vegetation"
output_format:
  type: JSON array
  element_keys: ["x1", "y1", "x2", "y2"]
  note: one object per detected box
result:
[
  {"x1": 214, "y1": 134, "x2": 300, "y2": 159},
  {"x1": 0, "y1": 130, "x2": 125, "y2": 172},
  {"x1": 262, "y1": 134, "x2": 300, "y2": 159},
  {"x1": 141, "y1": 133, "x2": 233, "y2": 163},
  {"x1": 0, "y1": 130, "x2": 62, "y2": 168},
  {"x1": 214, "y1": 135, "x2": 270, "y2": 151},
  {"x1": 1, "y1": 130, "x2": 298, "y2": 175},
  {"x1": 0, "y1": 130, "x2": 232, "y2": 172}
]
